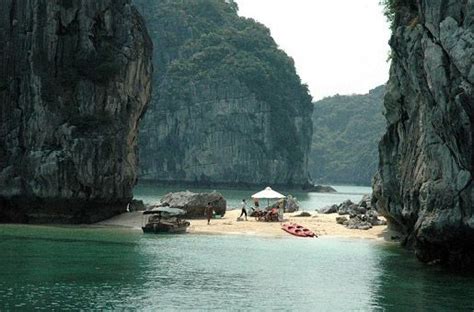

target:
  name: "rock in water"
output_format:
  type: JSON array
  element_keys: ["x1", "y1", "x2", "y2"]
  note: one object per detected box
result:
[
  {"x1": 302, "y1": 183, "x2": 337, "y2": 193},
  {"x1": 0, "y1": 1, "x2": 153, "y2": 223},
  {"x1": 134, "y1": 0, "x2": 313, "y2": 188},
  {"x1": 373, "y1": 1, "x2": 474, "y2": 268},
  {"x1": 159, "y1": 191, "x2": 226, "y2": 218}
]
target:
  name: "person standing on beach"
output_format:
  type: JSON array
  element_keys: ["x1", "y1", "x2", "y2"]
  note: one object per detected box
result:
[
  {"x1": 254, "y1": 198, "x2": 259, "y2": 209},
  {"x1": 239, "y1": 199, "x2": 248, "y2": 221},
  {"x1": 205, "y1": 202, "x2": 213, "y2": 225}
]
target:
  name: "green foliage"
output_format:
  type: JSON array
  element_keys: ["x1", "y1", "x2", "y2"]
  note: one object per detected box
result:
[
  {"x1": 380, "y1": 0, "x2": 397, "y2": 28},
  {"x1": 380, "y1": 0, "x2": 418, "y2": 30},
  {"x1": 141, "y1": 0, "x2": 313, "y2": 163},
  {"x1": 309, "y1": 86, "x2": 386, "y2": 186}
]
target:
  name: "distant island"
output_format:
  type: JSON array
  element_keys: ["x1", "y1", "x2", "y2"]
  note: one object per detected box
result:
[{"x1": 310, "y1": 86, "x2": 385, "y2": 186}]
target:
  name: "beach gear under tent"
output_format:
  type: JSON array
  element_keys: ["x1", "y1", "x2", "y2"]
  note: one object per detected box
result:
[{"x1": 251, "y1": 187, "x2": 286, "y2": 221}]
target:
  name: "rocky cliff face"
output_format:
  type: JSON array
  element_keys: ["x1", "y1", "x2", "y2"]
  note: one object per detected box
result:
[
  {"x1": 373, "y1": 0, "x2": 473, "y2": 267},
  {"x1": 134, "y1": 0, "x2": 313, "y2": 188},
  {"x1": 0, "y1": 0, "x2": 152, "y2": 223}
]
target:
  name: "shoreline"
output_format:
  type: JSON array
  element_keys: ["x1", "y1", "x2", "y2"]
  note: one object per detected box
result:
[{"x1": 95, "y1": 209, "x2": 392, "y2": 241}]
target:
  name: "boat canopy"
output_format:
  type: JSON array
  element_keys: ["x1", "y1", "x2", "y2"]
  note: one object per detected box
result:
[{"x1": 143, "y1": 207, "x2": 186, "y2": 215}]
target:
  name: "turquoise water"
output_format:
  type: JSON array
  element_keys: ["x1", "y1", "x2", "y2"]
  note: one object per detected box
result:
[
  {"x1": 1, "y1": 225, "x2": 474, "y2": 311},
  {"x1": 134, "y1": 183, "x2": 372, "y2": 210}
]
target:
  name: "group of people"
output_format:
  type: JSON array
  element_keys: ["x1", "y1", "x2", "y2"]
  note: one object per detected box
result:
[
  {"x1": 238, "y1": 198, "x2": 261, "y2": 221},
  {"x1": 205, "y1": 198, "x2": 258, "y2": 224},
  {"x1": 206, "y1": 197, "x2": 283, "y2": 224}
]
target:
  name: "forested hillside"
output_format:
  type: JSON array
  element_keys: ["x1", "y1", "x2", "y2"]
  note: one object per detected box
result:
[
  {"x1": 134, "y1": 0, "x2": 313, "y2": 187},
  {"x1": 310, "y1": 86, "x2": 385, "y2": 186}
]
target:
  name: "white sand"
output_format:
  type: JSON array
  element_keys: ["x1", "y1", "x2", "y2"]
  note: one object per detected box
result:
[{"x1": 96, "y1": 209, "x2": 389, "y2": 239}]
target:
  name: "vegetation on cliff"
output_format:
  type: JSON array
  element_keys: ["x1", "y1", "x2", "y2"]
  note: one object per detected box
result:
[
  {"x1": 135, "y1": 0, "x2": 313, "y2": 186},
  {"x1": 310, "y1": 86, "x2": 385, "y2": 186}
]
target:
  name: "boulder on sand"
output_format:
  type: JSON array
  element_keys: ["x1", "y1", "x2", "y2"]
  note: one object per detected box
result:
[
  {"x1": 159, "y1": 191, "x2": 226, "y2": 218},
  {"x1": 270, "y1": 195, "x2": 300, "y2": 212},
  {"x1": 330, "y1": 195, "x2": 387, "y2": 230},
  {"x1": 337, "y1": 200, "x2": 354, "y2": 215},
  {"x1": 319, "y1": 204, "x2": 338, "y2": 214}
]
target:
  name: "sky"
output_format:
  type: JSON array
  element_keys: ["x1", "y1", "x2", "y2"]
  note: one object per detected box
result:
[{"x1": 235, "y1": 0, "x2": 392, "y2": 100}]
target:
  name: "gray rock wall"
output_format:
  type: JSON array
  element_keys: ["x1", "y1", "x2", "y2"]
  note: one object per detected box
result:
[
  {"x1": 134, "y1": 0, "x2": 313, "y2": 188},
  {"x1": 140, "y1": 78, "x2": 311, "y2": 187},
  {"x1": 0, "y1": 0, "x2": 153, "y2": 223},
  {"x1": 373, "y1": 0, "x2": 473, "y2": 267}
]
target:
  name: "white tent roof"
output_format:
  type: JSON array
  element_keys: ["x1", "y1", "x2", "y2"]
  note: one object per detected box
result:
[{"x1": 251, "y1": 187, "x2": 286, "y2": 199}]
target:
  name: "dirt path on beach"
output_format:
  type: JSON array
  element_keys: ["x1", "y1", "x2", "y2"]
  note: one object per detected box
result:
[{"x1": 96, "y1": 209, "x2": 389, "y2": 239}]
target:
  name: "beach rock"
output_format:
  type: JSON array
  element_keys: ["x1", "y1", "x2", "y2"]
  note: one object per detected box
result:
[
  {"x1": 134, "y1": 0, "x2": 313, "y2": 188},
  {"x1": 319, "y1": 205, "x2": 338, "y2": 214},
  {"x1": 294, "y1": 212, "x2": 311, "y2": 217},
  {"x1": 159, "y1": 191, "x2": 226, "y2": 218},
  {"x1": 352, "y1": 204, "x2": 367, "y2": 215},
  {"x1": 359, "y1": 194, "x2": 372, "y2": 209},
  {"x1": 330, "y1": 196, "x2": 387, "y2": 230},
  {"x1": 270, "y1": 195, "x2": 300, "y2": 213},
  {"x1": 129, "y1": 200, "x2": 146, "y2": 212},
  {"x1": 0, "y1": 0, "x2": 152, "y2": 223},
  {"x1": 337, "y1": 200, "x2": 354, "y2": 215},
  {"x1": 346, "y1": 217, "x2": 373, "y2": 230},
  {"x1": 373, "y1": 0, "x2": 474, "y2": 267}
]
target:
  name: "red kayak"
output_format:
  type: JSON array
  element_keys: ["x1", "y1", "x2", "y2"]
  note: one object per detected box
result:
[{"x1": 281, "y1": 223, "x2": 317, "y2": 238}]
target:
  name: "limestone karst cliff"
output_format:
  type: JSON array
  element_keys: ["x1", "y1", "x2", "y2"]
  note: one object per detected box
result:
[
  {"x1": 0, "y1": 0, "x2": 152, "y2": 223},
  {"x1": 373, "y1": 0, "x2": 473, "y2": 267},
  {"x1": 134, "y1": 0, "x2": 313, "y2": 188}
]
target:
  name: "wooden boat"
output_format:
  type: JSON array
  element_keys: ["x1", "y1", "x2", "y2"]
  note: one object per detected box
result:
[
  {"x1": 281, "y1": 223, "x2": 316, "y2": 238},
  {"x1": 142, "y1": 207, "x2": 190, "y2": 234}
]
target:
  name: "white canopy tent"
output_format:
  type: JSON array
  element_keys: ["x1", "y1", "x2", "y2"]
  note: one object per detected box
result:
[
  {"x1": 251, "y1": 187, "x2": 286, "y2": 200},
  {"x1": 251, "y1": 187, "x2": 286, "y2": 221}
]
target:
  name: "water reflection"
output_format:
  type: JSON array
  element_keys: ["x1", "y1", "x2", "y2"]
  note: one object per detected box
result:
[
  {"x1": 1, "y1": 225, "x2": 473, "y2": 310},
  {"x1": 371, "y1": 243, "x2": 474, "y2": 311}
]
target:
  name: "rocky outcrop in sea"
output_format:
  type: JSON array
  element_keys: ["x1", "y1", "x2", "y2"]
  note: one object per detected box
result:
[
  {"x1": 0, "y1": 0, "x2": 153, "y2": 223},
  {"x1": 134, "y1": 0, "x2": 313, "y2": 188},
  {"x1": 373, "y1": 1, "x2": 473, "y2": 267}
]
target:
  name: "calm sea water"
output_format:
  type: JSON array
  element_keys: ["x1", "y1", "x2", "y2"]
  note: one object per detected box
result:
[
  {"x1": 0, "y1": 225, "x2": 473, "y2": 311},
  {"x1": 133, "y1": 183, "x2": 373, "y2": 210},
  {"x1": 1, "y1": 185, "x2": 473, "y2": 310}
]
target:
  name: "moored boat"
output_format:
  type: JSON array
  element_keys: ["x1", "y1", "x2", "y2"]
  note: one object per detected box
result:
[
  {"x1": 142, "y1": 207, "x2": 190, "y2": 234},
  {"x1": 281, "y1": 223, "x2": 316, "y2": 238}
]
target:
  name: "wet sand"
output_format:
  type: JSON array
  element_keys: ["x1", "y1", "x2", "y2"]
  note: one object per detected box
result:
[{"x1": 96, "y1": 209, "x2": 389, "y2": 239}]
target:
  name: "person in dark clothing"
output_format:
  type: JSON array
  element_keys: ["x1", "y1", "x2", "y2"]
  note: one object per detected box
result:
[
  {"x1": 239, "y1": 199, "x2": 248, "y2": 221},
  {"x1": 254, "y1": 198, "x2": 259, "y2": 209},
  {"x1": 206, "y1": 202, "x2": 213, "y2": 225}
]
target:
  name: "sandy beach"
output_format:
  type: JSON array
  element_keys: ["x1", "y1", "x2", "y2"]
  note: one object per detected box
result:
[{"x1": 96, "y1": 209, "x2": 389, "y2": 240}]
